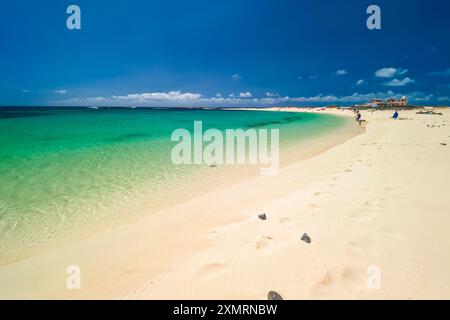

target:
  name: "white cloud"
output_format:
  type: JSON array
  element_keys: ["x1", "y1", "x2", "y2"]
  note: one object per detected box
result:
[
  {"x1": 355, "y1": 79, "x2": 365, "y2": 86},
  {"x1": 384, "y1": 77, "x2": 415, "y2": 87},
  {"x1": 413, "y1": 94, "x2": 434, "y2": 102},
  {"x1": 290, "y1": 94, "x2": 338, "y2": 102},
  {"x1": 86, "y1": 96, "x2": 105, "y2": 102},
  {"x1": 232, "y1": 74, "x2": 241, "y2": 81},
  {"x1": 335, "y1": 69, "x2": 348, "y2": 76},
  {"x1": 297, "y1": 76, "x2": 303, "y2": 80},
  {"x1": 112, "y1": 91, "x2": 202, "y2": 101},
  {"x1": 54, "y1": 89, "x2": 67, "y2": 94},
  {"x1": 239, "y1": 91, "x2": 252, "y2": 98},
  {"x1": 437, "y1": 96, "x2": 450, "y2": 102},
  {"x1": 55, "y1": 89, "x2": 438, "y2": 106},
  {"x1": 375, "y1": 67, "x2": 408, "y2": 78},
  {"x1": 55, "y1": 97, "x2": 80, "y2": 103},
  {"x1": 21, "y1": 89, "x2": 32, "y2": 93},
  {"x1": 428, "y1": 68, "x2": 450, "y2": 76},
  {"x1": 308, "y1": 76, "x2": 318, "y2": 80}
]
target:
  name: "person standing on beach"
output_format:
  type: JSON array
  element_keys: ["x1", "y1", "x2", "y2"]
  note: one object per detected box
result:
[{"x1": 355, "y1": 110, "x2": 362, "y2": 125}]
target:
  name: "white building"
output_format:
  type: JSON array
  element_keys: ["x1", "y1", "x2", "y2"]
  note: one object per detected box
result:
[
  {"x1": 368, "y1": 96, "x2": 408, "y2": 107},
  {"x1": 386, "y1": 96, "x2": 408, "y2": 107}
]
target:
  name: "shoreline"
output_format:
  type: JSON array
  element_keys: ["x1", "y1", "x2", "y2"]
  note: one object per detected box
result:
[
  {"x1": 0, "y1": 110, "x2": 362, "y2": 299},
  {"x1": 127, "y1": 107, "x2": 450, "y2": 299},
  {"x1": 0, "y1": 110, "x2": 357, "y2": 267},
  {"x1": 1, "y1": 108, "x2": 449, "y2": 299}
]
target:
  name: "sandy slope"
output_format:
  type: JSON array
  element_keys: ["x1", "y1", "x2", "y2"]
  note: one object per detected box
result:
[
  {"x1": 1, "y1": 108, "x2": 449, "y2": 299},
  {"x1": 127, "y1": 108, "x2": 450, "y2": 299}
]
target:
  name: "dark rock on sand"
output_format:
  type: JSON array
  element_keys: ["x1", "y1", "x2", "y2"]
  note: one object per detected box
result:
[
  {"x1": 301, "y1": 233, "x2": 311, "y2": 244},
  {"x1": 440, "y1": 143, "x2": 447, "y2": 146},
  {"x1": 258, "y1": 213, "x2": 267, "y2": 221},
  {"x1": 416, "y1": 110, "x2": 443, "y2": 116},
  {"x1": 268, "y1": 290, "x2": 283, "y2": 300}
]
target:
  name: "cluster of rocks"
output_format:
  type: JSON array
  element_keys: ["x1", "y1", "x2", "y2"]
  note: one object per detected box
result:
[{"x1": 416, "y1": 110, "x2": 443, "y2": 116}]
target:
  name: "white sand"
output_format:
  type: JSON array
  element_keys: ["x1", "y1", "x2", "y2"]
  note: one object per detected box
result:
[{"x1": 1, "y1": 108, "x2": 449, "y2": 299}]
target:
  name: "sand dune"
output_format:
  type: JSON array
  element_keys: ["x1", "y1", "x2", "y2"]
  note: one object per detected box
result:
[{"x1": 1, "y1": 108, "x2": 449, "y2": 299}]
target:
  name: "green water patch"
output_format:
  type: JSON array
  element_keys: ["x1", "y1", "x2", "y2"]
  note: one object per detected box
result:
[
  {"x1": 108, "y1": 133, "x2": 151, "y2": 143},
  {"x1": 0, "y1": 108, "x2": 351, "y2": 265}
]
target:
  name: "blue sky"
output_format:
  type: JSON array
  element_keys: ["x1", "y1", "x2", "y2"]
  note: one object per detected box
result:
[{"x1": 1, "y1": 0, "x2": 450, "y2": 106}]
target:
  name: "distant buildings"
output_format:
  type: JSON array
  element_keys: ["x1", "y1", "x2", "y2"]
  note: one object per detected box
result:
[
  {"x1": 367, "y1": 96, "x2": 408, "y2": 108},
  {"x1": 368, "y1": 98, "x2": 383, "y2": 108},
  {"x1": 386, "y1": 96, "x2": 408, "y2": 107}
]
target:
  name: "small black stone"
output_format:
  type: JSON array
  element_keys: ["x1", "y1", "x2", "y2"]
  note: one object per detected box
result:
[
  {"x1": 268, "y1": 290, "x2": 283, "y2": 300},
  {"x1": 301, "y1": 233, "x2": 311, "y2": 244},
  {"x1": 258, "y1": 213, "x2": 267, "y2": 221}
]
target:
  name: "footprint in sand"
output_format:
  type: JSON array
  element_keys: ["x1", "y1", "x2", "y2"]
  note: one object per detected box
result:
[
  {"x1": 380, "y1": 226, "x2": 405, "y2": 241},
  {"x1": 206, "y1": 230, "x2": 224, "y2": 241},
  {"x1": 278, "y1": 217, "x2": 293, "y2": 224},
  {"x1": 255, "y1": 236, "x2": 273, "y2": 251},
  {"x1": 345, "y1": 241, "x2": 361, "y2": 256},
  {"x1": 344, "y1": 238, "x2": 376, "y2": 260},
  {"x1": 318, "y1": 271, "x2": 333, "y2": 286},
  {"x1": 348, "y1": 208, "x2": 377, "y2": 223},
  {"x1": 197, "y1": 262, "x2": 228, "y2": 280},
  {"x1": 279, "y1": 216, "x2": 305, "y2": 225},
  {"x1": 366, "y1": 199, "x2": 390, "y2": 213},
  {"x1": 349, "y1": 200, "x2": 385, "y2": 222},
  {"x1": 310, "y1": 270, "x2": 339, "y2": 294},
  {"x1": 310, "y1": 266, "x2": 361, "y2": 295},
  {"x1": 341, "y1": 266, "x2": 357, "y2": 280}
]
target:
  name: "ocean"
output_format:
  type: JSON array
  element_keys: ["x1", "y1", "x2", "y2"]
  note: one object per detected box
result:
[{"x1": 0, "y1": 107, "x2": 354, "y2": 265}]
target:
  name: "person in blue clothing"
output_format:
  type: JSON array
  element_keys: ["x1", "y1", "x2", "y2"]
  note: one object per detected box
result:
[{"x1": 392, "y1": 111, "x2": 399, "y2": 119}]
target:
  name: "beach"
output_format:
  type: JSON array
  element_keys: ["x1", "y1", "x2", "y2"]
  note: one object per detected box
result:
[{"x1": 1, "y1": 108, "x2": 449, "y2": 299}]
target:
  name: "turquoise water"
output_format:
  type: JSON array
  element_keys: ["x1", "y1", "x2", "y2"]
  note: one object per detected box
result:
[{"x1": 0, "y1": 107, "x2": 351, "y2": 265}]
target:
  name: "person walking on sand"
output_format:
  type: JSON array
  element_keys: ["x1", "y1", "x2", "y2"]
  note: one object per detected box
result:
[{"x1": 355, "y1": 110, "x2": 363, "y2": 125}]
